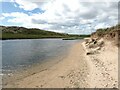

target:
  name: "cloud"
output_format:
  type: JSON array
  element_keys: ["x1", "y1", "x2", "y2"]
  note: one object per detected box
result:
[
  {"x1": 11, "y1": 0, "x2": 38, "y2": 11},
  {"x1": 2, "y1": 12, "x2": 30, "y2": 24},
  {"x1": 10, "y1": 0, "x2": 50, "y2": 11},
  {"x1": 2, "y1": 0, "x2": 119, "y2": 34},
  {"x1": 95, "y1": 23, "x2": 110, "y2": 29},
  {"x1": 0, "y1": 15, "x2": 5, "y2": 20}
]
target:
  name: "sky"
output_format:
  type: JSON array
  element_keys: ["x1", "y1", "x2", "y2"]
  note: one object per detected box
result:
[{"x1": 0, "y1": 0, "x2": 119, "y2": 34}]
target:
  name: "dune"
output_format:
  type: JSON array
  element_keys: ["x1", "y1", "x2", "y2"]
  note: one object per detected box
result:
[{"x1": 83, "y1": 38, "x2": 118, "y2": 88}]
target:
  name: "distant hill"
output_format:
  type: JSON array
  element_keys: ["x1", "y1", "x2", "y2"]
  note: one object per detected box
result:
[{"x1": 0, "y1": 26, "x2": 90, "y2": 40}]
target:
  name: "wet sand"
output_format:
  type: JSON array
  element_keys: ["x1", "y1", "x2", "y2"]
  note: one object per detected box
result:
[{"x1": 4, "y1": 41, "x2": 90, "y2": 88}]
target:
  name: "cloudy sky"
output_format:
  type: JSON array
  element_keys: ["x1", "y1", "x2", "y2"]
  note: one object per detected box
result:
[{"x1": 0, "y1": 0, "x2": 119, "y2": 34}]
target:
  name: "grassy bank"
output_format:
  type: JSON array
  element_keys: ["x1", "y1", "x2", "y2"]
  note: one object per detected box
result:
[
  {"x1": 62, "y1": 35, "x2": 90, "y2": 40},
  {"x1": 0, "y1": 26, "x2": 90, "y2": 40},
  {"x1": 2, "y1": 33, "x2": 69, "y2": 40}
]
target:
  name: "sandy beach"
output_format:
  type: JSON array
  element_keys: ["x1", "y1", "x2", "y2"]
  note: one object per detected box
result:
[
  {"x1": 4, "y1": 41, "x2": 90, "y2": 88},
  {"x1": 83, "y1": 39, "x2": 118, "y2": 88},
  {"x1": 3, "y1": 39, "x2": 118, "y2": 88},
  {"x1": 1, "y1": 0, "x2": 119, "y2": 89}
]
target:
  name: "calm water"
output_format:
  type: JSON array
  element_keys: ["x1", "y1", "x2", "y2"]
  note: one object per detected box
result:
[{"x1": 2, "y1": 39, "x2": 80, "y2": 74}]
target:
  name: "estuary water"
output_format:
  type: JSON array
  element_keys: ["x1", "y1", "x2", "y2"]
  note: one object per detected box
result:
[{"x1": 2, "y1": 39, "x2": 81, "y2": 75}]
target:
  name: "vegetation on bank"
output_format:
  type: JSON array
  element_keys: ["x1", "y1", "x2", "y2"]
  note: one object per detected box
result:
[
  {"x1": 0, "y1": 26, "x2": 90, "y2": 40},
  {"x1": 91, "y1": 24, "x2": 120, "y2": 39},
  {"x1": 91, "y1": 24, "x2": 120, "y2": 46},
  {"x1": 62, "y1": 35, "x2": 90, "y2": 40}
]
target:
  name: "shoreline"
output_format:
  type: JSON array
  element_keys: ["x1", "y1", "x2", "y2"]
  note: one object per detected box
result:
[
  {"x1": 3, "y1": 39, "x2": 118, "y2": 88},
  {"x1": 3, "y1": 41, "x2": 90, "y2": 88},
  {"x1": 2, "y1": 40, "x2": 73, "y2": 87}
]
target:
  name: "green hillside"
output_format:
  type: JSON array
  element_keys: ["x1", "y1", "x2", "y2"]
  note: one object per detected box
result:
[{"x1": 0, "y1": 26, "x2": 89, "y2": 40}]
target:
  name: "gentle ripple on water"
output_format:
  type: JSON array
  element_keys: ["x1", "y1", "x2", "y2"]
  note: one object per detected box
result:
[{"x1": 2, "y1": 39, "x2": 81, "y2": 75}]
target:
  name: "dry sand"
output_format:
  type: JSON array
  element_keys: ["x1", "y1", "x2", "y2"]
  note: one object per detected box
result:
[
  {"x1": 82, "y1": 40, "x2": 118, "y2": 88},
  {"x1": 3, "y1": 40, "x2": 118, "y2": 88}
]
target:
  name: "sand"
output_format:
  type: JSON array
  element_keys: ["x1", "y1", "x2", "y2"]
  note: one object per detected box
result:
[
  {"x1": 4, "y1": 42, "x2": 90, "y2": 88},
  {"x1": 82, "y1": 40, "x2": 118, "y2": 88},
  {"x1": 3, "y1": 40, "x2": 118, "y2": 88}
]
